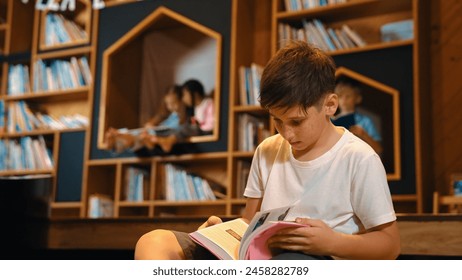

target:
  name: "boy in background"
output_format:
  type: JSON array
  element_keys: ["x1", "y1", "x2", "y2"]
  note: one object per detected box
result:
[{"x1": 333, "y1": 76, "x2": 383, "y2": 154}]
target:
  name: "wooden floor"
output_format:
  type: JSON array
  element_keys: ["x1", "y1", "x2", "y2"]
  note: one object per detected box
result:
[{"x1": 22, "y1": 214, "x2": 462, "y2": 258}]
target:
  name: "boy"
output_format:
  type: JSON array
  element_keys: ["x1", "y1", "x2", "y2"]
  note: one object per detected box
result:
[
  {"x1": 334, "y1": 76, "x2": 383, "y2": 154},
  {"x1": 134, "y1": 41, "x2": 400, "y2": 260}
]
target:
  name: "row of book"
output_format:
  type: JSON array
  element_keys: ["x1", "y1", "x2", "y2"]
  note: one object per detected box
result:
[
  {"x1": 7, "y1": 64, "x2": 31, "y2": 95},
  {"x1": 284, "y1": 0, "x2": 347, "y2": 11},
  {"x1": 238, "y1": 63, "x2": 264, "y2": 106},
  {"x1": 278, "y1": 19, "x2": 366, "y2": 52},
  {"x1": 33, "y1": 56, "x2": 92, "y2": 92},
  {"x1": 0, "y1": 136, "x2": 54, "y2": 171},
  {"x1": 1, "y1": 100, "x2": 88, "y2": 133},
  {"x1": 163, "y1": 163, "x2": 220, "y2": 201},
  {"x1": 6, "y1": 56, "x2": 92, "y2": 95},
  {"x1": 45, "y1": 13, "x2": 88, "y2": 47},
  {"x1": 237, "y1": 113, "x2": 271, "y2": 152},
  {"x1": 124, "y1": 166, "x2": 149, "y2": 202}
]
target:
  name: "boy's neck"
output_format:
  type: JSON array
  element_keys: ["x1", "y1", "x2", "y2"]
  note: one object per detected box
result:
[{"x1": 292, "y1": 125, "x2": 344, "y2": 161}]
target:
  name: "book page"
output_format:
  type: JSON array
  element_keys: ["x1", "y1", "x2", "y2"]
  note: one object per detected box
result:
[{"x1": 189, "y1": 218, "x2": 248, "y2": 260}]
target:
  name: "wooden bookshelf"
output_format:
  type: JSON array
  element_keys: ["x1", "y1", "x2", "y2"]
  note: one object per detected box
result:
[
  {"x1": 226, "y1": 0, "x2": 273, "y2": 216},
  {"x1": 0, "y1": 0, "x2": 97, "y2": 218},
  {"x1": 1, "y1": 0, "x2": 432, "y2": 223},
  {"x1": 271, "y1": 0, "x2": 431, "y2": 212}
]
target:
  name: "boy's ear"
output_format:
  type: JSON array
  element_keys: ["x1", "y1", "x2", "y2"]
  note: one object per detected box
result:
[{"x1": 324, "y1": 93, "x2": 338, "y2": 115}]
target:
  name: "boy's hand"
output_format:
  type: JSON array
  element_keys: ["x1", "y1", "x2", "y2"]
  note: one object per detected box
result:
[
  {"x1": 198, "y1": 216, "x2": 223, "y2": 230},
  {"x1": 267, "y1": 217, "x2": 338, "y2": 256}
]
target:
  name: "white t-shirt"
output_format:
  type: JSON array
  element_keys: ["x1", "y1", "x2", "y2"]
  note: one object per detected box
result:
[{"x1": 244, "y1": 130, "x2": 396, "y2": 234}]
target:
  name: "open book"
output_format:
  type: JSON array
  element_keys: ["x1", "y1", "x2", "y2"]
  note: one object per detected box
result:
[
  {"x1": 117, "y1": 126, "x2": 174, "y2": 137},
  {"x1": 189, "y1": 206, "x2": 308, "y2": 260}
]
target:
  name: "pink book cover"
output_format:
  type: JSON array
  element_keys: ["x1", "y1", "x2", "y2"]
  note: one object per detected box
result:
[{"x1": 244, "y1": 221, "x2": 309, "y2": 260}]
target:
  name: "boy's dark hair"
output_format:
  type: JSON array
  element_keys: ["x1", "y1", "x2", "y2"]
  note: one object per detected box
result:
[
  {"x1": 259, "y1": 41, "x2": 336, "y2": 112},
  {"x1": 182, "y1": 79, "x2": 205, "y2": 98}
]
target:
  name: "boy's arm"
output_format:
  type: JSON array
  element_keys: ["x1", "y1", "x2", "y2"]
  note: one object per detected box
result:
[
  {"x1": 242, "y1": 197, "x2": 262, "y2": 223},
  {"x1": 268, "y1": 219, "x2": 400, "y2": 260},
  {"x1": 331, "y1": 220, "x2": 400, "y2": 259}
]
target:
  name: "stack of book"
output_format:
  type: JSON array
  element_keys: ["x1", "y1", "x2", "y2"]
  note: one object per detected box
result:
[
  {"x1": 7, "y1": 64, "x2": 31, "y2": 95},
  {"x1": 44, "y1": 13, "x2": 88, "y2": 47},
  {"x1": 163, "y1": 164, "x2": 221, "y2": 201},
  {"x1": 238, "y1": 63, "x2": 264, "y2": 106},
  {"x1": 0, "y1": 136, "x2": 54, "y2": 171},
  {"x1": 33, "y1": 56, "x2": 92, "y2": 92},
  {"x1": 5, "y1": 101, "x2": 88, "y2": 133},
  {"x1": 278, "y1": 19, "x2": 366, "y2": 51},
  {"x1": 284, "y1": 0, "x2": 347, "y2": 12},
  {"x1": 237, "y1": 113, "x2": 270, "y2": 152},
  {"x1": 124, "y1": 166, "x2": 149, "y2": 202}
]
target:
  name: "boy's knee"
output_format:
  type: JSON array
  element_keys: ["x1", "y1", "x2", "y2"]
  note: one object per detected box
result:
[{"x1": 135, "y1": 229, "x2": 183, "y2": 260}]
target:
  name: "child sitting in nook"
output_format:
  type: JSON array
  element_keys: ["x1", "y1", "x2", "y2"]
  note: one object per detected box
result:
[
  {"x1": 333, "y1": 76, "x2": 383, "y2": 155},
  {"x1": 105, "y1": 84, "x2": 186, "y2": 153},
  {"x1": 142, "y1": 79, "x2": 215, "y2": 153}
]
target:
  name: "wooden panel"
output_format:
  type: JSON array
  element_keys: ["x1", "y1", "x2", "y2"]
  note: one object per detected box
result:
[
  {"x1": 431, "y1": 0, "x2": 462, "y2": 199},
  {"x1": 398, "y1": 220, "x2": 462, "y2": 256},
  {"x1": 43, "y1": 218, "x2": 205, "y2": 249}
]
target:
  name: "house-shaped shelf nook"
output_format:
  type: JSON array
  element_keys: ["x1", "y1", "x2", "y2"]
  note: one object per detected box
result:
[
  {"x1": 98, "y1": 6, "x2": 222, "y2": 149},
  {"x1": 335, "y1": 67, "x2": 401, "y2": 180}
]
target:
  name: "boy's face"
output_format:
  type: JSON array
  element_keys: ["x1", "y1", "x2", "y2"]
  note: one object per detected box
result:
[
  {"x1": 269, "y1": 103, "x2": 331, "y2": 155},
  {"x1": 335, "y1": 84, "x2": 361, "y2": 113}
]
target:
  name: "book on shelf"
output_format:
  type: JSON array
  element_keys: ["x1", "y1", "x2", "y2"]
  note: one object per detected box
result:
[
  {"x1": 0, "y1": 100, "x2": 4, "y2": 133},
  {"x1": 380, "y1": 19, "x2": 414, "y2": 42},
  {"x1": 163, "y1": 163, "x2": 219, "y2": 201},
  {"x1": 284, "y1": 0, "x2": 347, "y2": 12},
  {"x1": 341, "y1": 24, "x2": 366, "y2": 47},
  {"x1": 33, "y1": 56, "x2": 91, "y2": 92},
  {"x1": 0, "y1": 135, "x2": 53, "y2": 171},
  {"x1": 237, "y1": 113, "x2": 270, "y2": 151},
  {"x1": 250, "y1": 63, "x2": 263, "y2": 105},
  {"x1": 124, "y1": 166, "x2": 149, "y2": 202},
  {"x1": 335, "y1": 28, "x2": 355, "y2": 49},
  {"x1": 88, "y1": 194, "x2": 114, "y2": 218},
  {"x1": 7, "y1": 64, "x2": 31, "y2": 96},
  {"x1": 238, "y1": 63, "x2": 263, "y2": 106},
  {"x1": 189, "y1": 205, "x2": 308, "y2": 260},
  {"x1": 312, "y1": 19, "x2": 336, "y2": 51},
  {"x1": 45, "y1": 13, "x2": 88, "y2": 47}
]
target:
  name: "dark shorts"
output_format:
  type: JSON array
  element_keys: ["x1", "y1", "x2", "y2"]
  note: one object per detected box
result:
[
  {"x1": 172, "y1": 230, "x2": 218, "y2": 260},
  {"x1": 172, "y1": 231, "x2": 333, "y2": 260}
]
